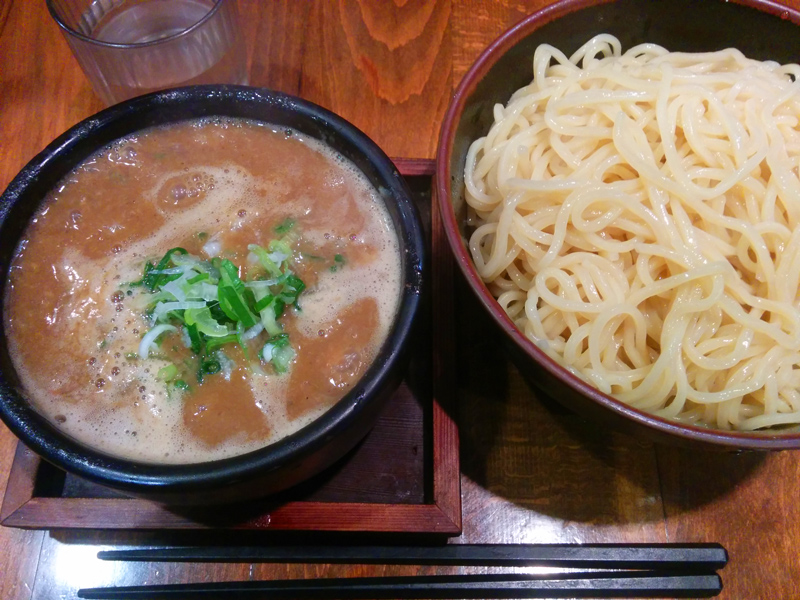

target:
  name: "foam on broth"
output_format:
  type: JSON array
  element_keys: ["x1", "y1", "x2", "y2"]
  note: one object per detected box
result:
[{"x1": 4, "y1": 118, "x2": 402, "y2": 463}]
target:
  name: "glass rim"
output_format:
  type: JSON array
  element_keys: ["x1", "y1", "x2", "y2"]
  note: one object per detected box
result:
[{"x1": 46, "y1": 0, "x2": 226, "y2": 49}]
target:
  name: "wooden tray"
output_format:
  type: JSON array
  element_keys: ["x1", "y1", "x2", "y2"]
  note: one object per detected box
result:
[{"x1": 0, "y1": 158, "x2": 461, "y2": 535}]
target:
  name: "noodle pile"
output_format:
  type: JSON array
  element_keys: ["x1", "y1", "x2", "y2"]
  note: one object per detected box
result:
[{"x1": 464, "y1": 34, "x2": 800, "y2": 431}]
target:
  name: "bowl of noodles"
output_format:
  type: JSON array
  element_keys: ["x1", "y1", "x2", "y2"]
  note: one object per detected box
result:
[{"x1": 436, "y1": 0, "x2": 800, "y2": 449}]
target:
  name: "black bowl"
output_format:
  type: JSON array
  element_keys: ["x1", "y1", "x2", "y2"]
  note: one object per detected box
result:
[
  {"x1": 436, "y1": 0, "x2": 800, "y2": 450},
  {"x1": 0, "y1": 85, "x2": 425, "y2": 504}
]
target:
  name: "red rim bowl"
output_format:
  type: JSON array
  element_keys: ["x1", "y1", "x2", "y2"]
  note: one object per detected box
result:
[{"x1": 436, "y1": 0, "x2": 800, "y2": 450}]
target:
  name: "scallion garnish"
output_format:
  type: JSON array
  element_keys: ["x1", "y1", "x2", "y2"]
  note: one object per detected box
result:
[
  {"x1": 157, "y1": 364, "x2": 178, "y2": 382},
  {"x1": 260, "y1": 334, "x2": 296, "y2": 374},
  {"x1": 205, "y1": 333, "x2": 240, "y2": 353},
  {"x1": 199, "y1": 357, "x2": 221, "y2": 376},
  {"x1": 130, "y1": 247, "x2": 188, "y2": 291},
  {"x1": 185, "y1": 323, "x2": 203, "y2": 354},
  {"x1": 130, "y1": 227, "x2": 307, "y2": 390},
  {"x1": 138, "y1": 324, "x2": 177, "y2": 359},
  {"x1": 274, "y1": 218, "x2": 295, "y2": 235},
  {"x1": 330, "y1": 253, "x2": 346, "y2": 273}
]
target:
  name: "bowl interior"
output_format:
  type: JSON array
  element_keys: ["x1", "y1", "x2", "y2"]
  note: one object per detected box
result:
[
  {"x1": 439, "y1": 0, "x2": 800, "y2": 448},
  {"x1": 0, "y1": 85, "x2": 424, "y2": 496}
]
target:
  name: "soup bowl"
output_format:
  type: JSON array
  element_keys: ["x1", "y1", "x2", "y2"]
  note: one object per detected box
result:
[
  {"x1": 0, "y1": 85, "x2": 425, "y2": 504},
  {"x1": 436, "y1": 0, "x2": 800, "y2": 450}
]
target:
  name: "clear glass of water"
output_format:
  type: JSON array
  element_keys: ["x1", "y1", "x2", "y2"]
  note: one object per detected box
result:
[{"x1": 47, "y1": 0, "x2": 249, "y2": 106}]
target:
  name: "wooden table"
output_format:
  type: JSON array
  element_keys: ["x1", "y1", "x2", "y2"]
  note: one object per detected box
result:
[{"x1": 2, "y1": 0, "x2": 800, "y2": 598}]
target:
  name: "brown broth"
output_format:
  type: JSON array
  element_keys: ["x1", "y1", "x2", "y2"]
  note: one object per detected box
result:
[{"x1": 3, "y1": 118, "x2": 401, "y2": 463}]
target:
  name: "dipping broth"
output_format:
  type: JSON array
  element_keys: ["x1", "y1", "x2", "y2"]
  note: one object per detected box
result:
[{"x1": 3, "y1": 118, "x2": 401, "y2": 463}]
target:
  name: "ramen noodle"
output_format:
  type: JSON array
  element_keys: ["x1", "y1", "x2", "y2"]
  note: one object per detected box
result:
[{"x1": 464, "y1": 34, "x2": 800, "y2": 431}]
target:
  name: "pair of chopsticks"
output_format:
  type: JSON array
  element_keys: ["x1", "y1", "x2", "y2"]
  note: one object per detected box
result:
[{"x1": 78, "y1": 542, "x2": 727, "y2": 599}]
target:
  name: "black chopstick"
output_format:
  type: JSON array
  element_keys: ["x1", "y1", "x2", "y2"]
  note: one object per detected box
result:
[
  {"x1": 77, "y1": 571, "x2": 723, "y2": 599},
  {"x1": 97, "y1": 543, "x2": 728, "y2": 571}
]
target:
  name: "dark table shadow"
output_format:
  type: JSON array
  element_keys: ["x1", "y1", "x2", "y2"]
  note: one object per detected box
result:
[{"x1": 454, "y1": 282, "x2": 766, "y2": 526}]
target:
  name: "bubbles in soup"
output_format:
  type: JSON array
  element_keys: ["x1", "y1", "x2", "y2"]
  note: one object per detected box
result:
[{"x1": 3, "y1": 118, "x2": 402, "y2": 464}]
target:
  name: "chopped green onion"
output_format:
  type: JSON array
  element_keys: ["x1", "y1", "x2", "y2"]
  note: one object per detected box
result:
[
  {"x1": 218, "y1": 285, "x2": 258, "y2": 329},
  {"x1": 218, "y1": 259, "x2": 245, "y2": 290},
  {"x1": 260, "y1": 333, "x2": 295, "y2": 374},
  {"x1": 128, "y1": 261, "x2": 154, "y2": 288},
  {"x1": 217, "y1": 260, "x2": 258, "y2": 328},
  {"x1": 272, "y1": 344, "x2": 296, "y2": 373},
  {"x1": 281, "y1": 274, "x2": 306, "y2": 308},
  {"x1": 184, "y1": 307, "x2": 230, "y2": 338},
  {"x1": 330, "y1": 253, "x2": 347, "y2": 273},
  {"x1": 274, "y1": 218, "x2": 295, "y2": 235},
  {"x1": 134, "y1": 236, "x2": 305, "y2": 386},
  {"x1": 200, "y1": 359, "x2": 221, "y2": 375},
  {"x1": 234, "y1": 322, "x2": 250, "y2": 359},
  {"x1": 257, "y1": 296, "x2": 283, "y2": 337},
  {"x1": 254, "y1": 294, "x2": 274, "y2": 313},
  {"x1": 157, "y1": 364, "x2": 178, "y2": 381},
  {"x1": 138, "y1": 324, "x2": 177, "y2": 359},
  {"x1": 205, "y1": 333, "x2": 240, "y2": 353},
  {"x1": 207, "y1": 301, "x2": 234, "y2": 325},
  {"x1": 197, "y1": 357, "x2": 222, "y2": 383},
  {"x1": 268, "y1": 239, "x2": 292, "y2": 258},
  {"x1": 185, "y1": 323, "x2": 202, "y2": 354},
  {"x1": 248, "y1": 244, "x2": 283, "y2": 278},
  {"x1": 152, "y1": 300, "x2": 206, "y2": 323},
  {"x1": 171, "y1": 253, "x2": 220, "y2": 279},
  {"x1": 136, "y1": 248, "x2": 188, "y2": 291},
  {"x1": 273, "y1": 298, "x2": 286, "y2": 318},
  {"x1": 265, "y1": 333, "x2": 290, "y2": 348},
  {"x1": 241, "y1": 322, "x2": 264, "y2": 341}
]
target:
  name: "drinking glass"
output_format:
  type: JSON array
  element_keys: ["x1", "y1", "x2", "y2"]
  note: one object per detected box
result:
[{"x1": 47, "y1": 0, "x2": 249, "y2": 106}]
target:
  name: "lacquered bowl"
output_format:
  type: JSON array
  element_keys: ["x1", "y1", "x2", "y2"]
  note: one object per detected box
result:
[
  {"x1": 0, "y1": 85, "x2": 425, "y2": 504},
  {"x1": 436, "y1": 0, "x2": 800, "y2": 450}
]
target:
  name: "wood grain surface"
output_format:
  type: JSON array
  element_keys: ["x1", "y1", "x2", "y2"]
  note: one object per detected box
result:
[{"x1": 2, "y1": 0, "x2": 800, "y2": 599}]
